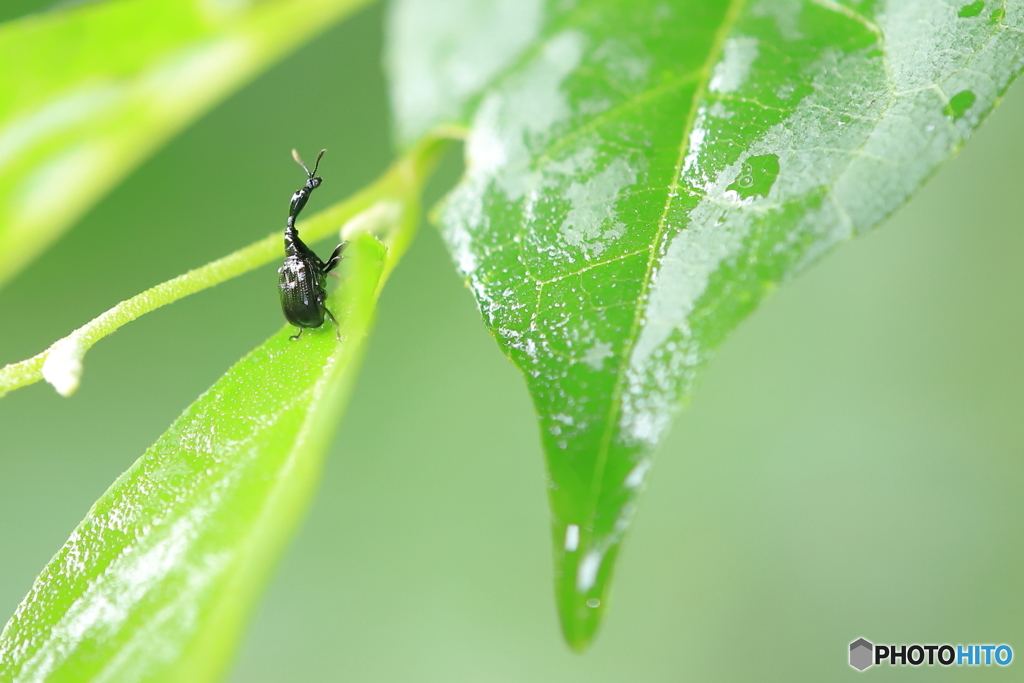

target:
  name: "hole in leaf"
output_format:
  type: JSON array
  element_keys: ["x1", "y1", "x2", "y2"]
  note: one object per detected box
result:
[
  {"x1": 726, "y1": 153, "x2": 780, "y2": 200},
  {"x1": 958, "y1": 1, "x2": 985, "y2": 17},
  {"x1": 943, "y1": 90, "x2": 976, "y2": 120}
]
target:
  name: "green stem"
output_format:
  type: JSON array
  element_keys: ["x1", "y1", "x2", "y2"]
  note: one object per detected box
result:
[{"x1": 0, "y1": 137, "x2": 448, "y2": 398}]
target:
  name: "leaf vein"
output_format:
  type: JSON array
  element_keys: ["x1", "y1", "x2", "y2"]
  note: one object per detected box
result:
[
  {"x1": 538, "y1": 68, "x2": 705, "y2": 163},
  {"x1": 534, "y1": 248, "x2": 651, "y2": 286},
  {"x1": 585, "y1": 0, "x2": 751, "y2": 536},
  {"x1": 808, "y1": 0, "x2": 883, "y2": 37}
]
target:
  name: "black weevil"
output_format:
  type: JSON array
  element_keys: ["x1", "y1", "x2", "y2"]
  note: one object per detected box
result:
[{"x1": 278, "y1": 148, "x2": 346, "y2": 340}]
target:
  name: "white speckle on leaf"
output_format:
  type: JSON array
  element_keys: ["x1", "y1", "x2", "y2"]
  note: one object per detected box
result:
[
  {"x1": 709, "y1": 101, "x2": 735, "y2": 119},
  {"x1": 387, "y1": 0, "x2": 544, "y2": 143},
  {"x1": 465, "y1": 96, "x2": 508, "y2": 177},
  {"x1": 564, "y1": 524, "x2": 580, "y2": 551},
  {"x1": 751, "y1": 0, "x2": 805, "y2": 41},
  {"x1": 559, "y1": 156, "x2": 638, "y2": 257},
  {"x1": 709, "y1": 36, "x2": 759, "y2": 94},
  {"x1": 461, "y1": 30, "x2": 585, "y2": 202},
  {"x1": 680, "y1": 122, "x2": 708, "y2": 183},
  {"x1": 443, "y1": 30, "x2": 587, "y2": 279},
  {"x1": 593, "y1": 38, "x2": 651, "y2": 86},
  {"x1": 16, "y1": 512, "x2": 229, "y2": 680},
  {"x1": 576, "y1": 549, "x2": 602, "y2": 592},
  {"x1": 624, "y1": 459, "x2": 651, "y2": 489},
  {"x1": 580, "y1": 341, "x2": 614, "y2": 370}
]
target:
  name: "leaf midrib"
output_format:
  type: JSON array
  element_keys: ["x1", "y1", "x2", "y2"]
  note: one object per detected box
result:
[{"x1": 584, "y1": 0, "x2": 750, "y2": 532}]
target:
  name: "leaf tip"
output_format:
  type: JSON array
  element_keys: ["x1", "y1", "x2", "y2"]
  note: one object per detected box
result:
[
  {"x1": 554, "y1": 535, "x2": 617, "y2": 652},
  {"x1": 557, "y1": 590, "x2": 605, "y2": 653}
]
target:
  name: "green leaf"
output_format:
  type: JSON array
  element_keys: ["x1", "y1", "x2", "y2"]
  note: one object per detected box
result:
[
  {"x1": 0, "y1": 235, "x2": 382, "y2": 683},
  {"x1": 0, "y1": 131, "x2": 444, "y2": 680},
  {"x1": 0, "y1": 0, "x2": 371, "y2": 290},
  {"x1": 387, "y1": 0, "x2": 1024, "y2": 648},
  {"x1": 0, "y1": 140, "x2": 436, "y2": 399}
]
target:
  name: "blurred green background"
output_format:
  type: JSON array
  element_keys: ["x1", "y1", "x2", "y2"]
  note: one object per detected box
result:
[{"x1": 1, "y1": 3, "x2": 1023, "y2": 680}]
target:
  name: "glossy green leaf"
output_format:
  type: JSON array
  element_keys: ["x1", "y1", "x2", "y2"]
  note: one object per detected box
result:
[
  {"x1": 0, "y1": 123, "x2": 449, "y2": 680},
  {"x1": 0, "y1": 139, "x2": 436, "y2": 400},
  {"x1": 387, "y1": 0, "x2": 1024, "y2": 648},
  {"x1": 0, "y1": 0, "x2": 371, "y2": 290},
  {"x1": 0, "y1": 234, "x2": 384, "y2": 683}
]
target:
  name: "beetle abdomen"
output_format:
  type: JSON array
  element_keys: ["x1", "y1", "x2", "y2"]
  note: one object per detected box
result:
[{"x1": 278, "y1": 256, "x2": 325, "y2": 328}]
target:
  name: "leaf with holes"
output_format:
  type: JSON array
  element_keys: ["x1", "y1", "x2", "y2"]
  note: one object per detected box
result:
[{"x1": 387, "y1": 0, "x2": 1024, "y2": 648}]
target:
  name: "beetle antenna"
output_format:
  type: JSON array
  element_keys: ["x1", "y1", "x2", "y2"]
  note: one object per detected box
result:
[
  {"x1": 311, "y1": 149, "x2": 326, "y2": 176},
  {"x1": 292, "y1": 148, "x2": 311, "y2": 176},
  {"x1": 291, "y1": 148, "x2": 327, "y2": 178}
]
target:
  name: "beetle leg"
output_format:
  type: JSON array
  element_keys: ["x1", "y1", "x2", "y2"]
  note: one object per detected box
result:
[
  {"x1": 323, "y1": 241, "x2": 347, "y2": 273},
  {"x1": 290, "y1": 328, "x2": 303, "y2": 341},
  {"x1": 324, "y1": 307, "x2": 341, "y2": 341}
]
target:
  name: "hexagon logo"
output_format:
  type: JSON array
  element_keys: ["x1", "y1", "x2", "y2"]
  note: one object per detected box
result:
[{"x1": 850, "y1": 638, "x2": 874, "y2": 671}]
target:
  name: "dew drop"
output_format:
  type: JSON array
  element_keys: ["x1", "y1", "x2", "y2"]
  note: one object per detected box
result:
[{"x1": 586, "y1": 598, "x2": 601, "y2": 608}]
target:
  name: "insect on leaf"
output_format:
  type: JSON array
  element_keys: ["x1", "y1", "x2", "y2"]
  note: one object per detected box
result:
[{"x1": 0, "y1": 234, "x2": 386, "y2": 683}]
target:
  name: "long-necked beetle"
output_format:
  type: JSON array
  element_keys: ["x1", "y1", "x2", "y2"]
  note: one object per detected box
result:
[{"x1": 278, "y1": 148, "x2": 346, "y2": 340}]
